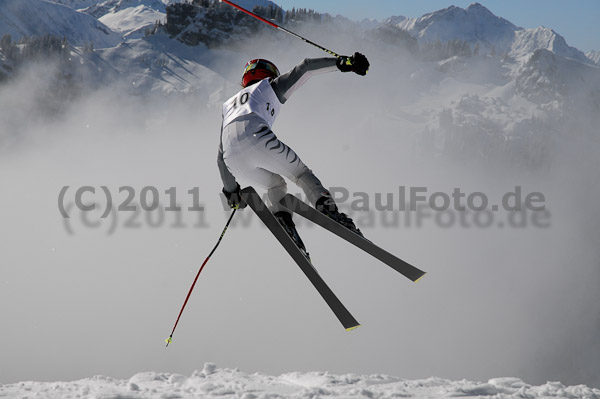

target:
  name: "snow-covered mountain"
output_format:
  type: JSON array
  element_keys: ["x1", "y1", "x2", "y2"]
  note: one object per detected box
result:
[
  {"x1": 357, "y1": 17, "x2": 382, "y2": 31},
  {"x1": 510, "y1": 26, "x2": 590, "y2": 63},
  {"x1": 48, "y1": 0, "x2": 102, "y2": 10},
  {"x1": 392, "y1": 2, "x2": 590, "y2": 63},
  {"x1": 0, "y1": 0, "x2": 597, "y2": 167},
  {"x1": 96, "y1": 2, "x2": 167, "y2": 39},
  {"x1": 82, "y1": 0, "x2": 169, "y2": 18},
  {"x1": 54, "y1": 0, "x2": 172, "y2": 39},
  {"x1": 382, "y1": 15, "x2": 408, "y2": 26},
  {"x1": 1, "y1": 365, "x2": 599, "y2": 399},
  {"x1": 92, "y1": 33, "x2": 238, "y2": 98},
  {"x1": 0, "y1": 1, "x2": 596, "y2": 156},
  {"x1": 76, "y1": 0, "x2": 278, "y2": 18},
  {"x1": 515, "y1": 48, "x2": 600, "y2": 106},
  {"x1": 0, "y1": 0, "x2": 122, "y2": 48},
  {"x1": 57, "y1": 0, "x2": 280, "y2": 39},
  {"x1": 51, "y1": 0, "x2": 180, "y2": 13},
  {"x1": 586, "y1": 50, "x2": 600, "y2": 65},
  {"x1": 395, "y1": 3, "x2": 517, "y2": 52}
]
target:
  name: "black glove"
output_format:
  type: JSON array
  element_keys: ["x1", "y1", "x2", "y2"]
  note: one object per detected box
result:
[
  {"x1": 336, "y1": 52, "x2": 370, "y2": 76},
  {"x1": 222, "y1": 183, "x2": 246, "y2": 209}
]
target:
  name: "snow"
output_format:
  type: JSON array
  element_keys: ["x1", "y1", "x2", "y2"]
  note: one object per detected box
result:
[
  {"x1": 90, "y1": 33, "x2": 238, "y2": 99},
  {"x1": 394, "y1": 3, "x2": 518, "y2": 51},
  {"x1": 84, "y1": 0, "x2": 280, "y2": 41},
  {"x1": 99, "y1": 4, "x2": 166, "y2": 39},
  {"x1": 53, "y1": 0, "x2": 182, "y2": 14},
  {"x1": 586, "y1": 50, "x2": 600, "y2": 65},
  {"x1": 393, "y1": 3, "x2": 590, "y2": 63},
  {"x1": 0, "y1": 0, "x2": 122, "y2": 48},
  {"x1": 1, "y1": 364, "x2": 599, "y2": 399},
  {"x1": 49, "y1": 0, "x2": 103, "y2": 11},
  {"x1": 82, "y1": 0, "x2": 169, "y2": 18},
  {"x1": 510, "y1": 27, "x2": 590, "y2": 63}
]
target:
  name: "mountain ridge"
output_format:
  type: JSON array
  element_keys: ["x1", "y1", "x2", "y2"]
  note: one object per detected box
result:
[
  {"x1": 391, "y1": 2, "x2": 590, "y2": 63},
  {"x1": 0, "y1": 0, "x2": 122, "y2": 48}
]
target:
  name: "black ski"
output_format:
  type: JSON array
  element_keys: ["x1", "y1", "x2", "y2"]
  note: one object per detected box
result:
[
  {"x1": 280, "y1": 194, "x2": 426, "y2": 282},
  {"x1": 240, "y1": 187, "x2": 360, "y2": 331}
]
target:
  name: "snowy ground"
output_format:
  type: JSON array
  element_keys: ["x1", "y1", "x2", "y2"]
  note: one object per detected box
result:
[{"x1": 2, "y1": 363, "x2": 599, "y2": 399}]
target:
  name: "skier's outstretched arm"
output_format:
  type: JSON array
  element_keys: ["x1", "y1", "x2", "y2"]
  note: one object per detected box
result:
[
  {"x1": 271, "y1": 52, "x2": 369, "y2": 104},
  {"x1": 271, "y1": 58, "x2": 337, "y2": 104}
]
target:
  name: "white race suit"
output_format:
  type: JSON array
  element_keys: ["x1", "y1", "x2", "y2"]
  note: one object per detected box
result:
[{"x1": 218, "y1": 58, "x2": 339, "y2": 214}]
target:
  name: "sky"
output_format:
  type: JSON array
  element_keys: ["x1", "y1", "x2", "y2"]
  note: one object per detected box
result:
[{"x1": 272, "y1": 0, "x2": 600, "y2": 52}]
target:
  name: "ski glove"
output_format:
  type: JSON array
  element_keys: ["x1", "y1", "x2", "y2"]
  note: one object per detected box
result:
[
  {"x1": 336, "y1": 52, "x2": 370, "y2": 76},
  {"x1": 223, "y1": 183, "x2": 246, "y2": 209}
]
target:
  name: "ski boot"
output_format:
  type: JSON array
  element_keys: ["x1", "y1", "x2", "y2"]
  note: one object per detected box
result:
[
  {"x1": 316, "y1": 196, "x2": 364, "y2": 238},
  {"x1": 274, "y1": 211, "x2": 310, "y2": 260}
]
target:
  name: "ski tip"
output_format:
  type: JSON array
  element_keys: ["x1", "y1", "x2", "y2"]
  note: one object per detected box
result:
[
  {"x1": 413, "y1": 273, "x2": 427, "y2": 283},
  {"x1": 346, "y1": 324, "x2": 361, "y2": 332}
]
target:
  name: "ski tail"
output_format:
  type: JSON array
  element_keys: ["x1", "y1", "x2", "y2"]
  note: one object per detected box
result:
[
  {"x1": 280, "y1": 194, "x2": 426, "y2": 282},
  {"x1": 240, "y1": 187, "x2": 361, "y2": 331}
]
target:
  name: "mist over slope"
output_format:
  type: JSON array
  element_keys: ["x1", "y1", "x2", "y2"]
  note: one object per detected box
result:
[{"x1": 1, "y1": 0, "x2": 599, "y2": 391}]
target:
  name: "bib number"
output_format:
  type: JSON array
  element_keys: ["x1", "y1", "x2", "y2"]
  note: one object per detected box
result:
[
  {"x1": 230, "y1": 91, "x2": 276, "y2": 118},
  {"x1": 232, "y1": 92, "x2": 249, "y2": 108}
]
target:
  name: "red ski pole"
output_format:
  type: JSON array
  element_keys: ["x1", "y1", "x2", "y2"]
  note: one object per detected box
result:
[
  {"x1": 220, "y1": 0, "x2": 342, "y2": 57},
  {"x1": 165, "y1": 208, "x2": 237, "y2": 347}
]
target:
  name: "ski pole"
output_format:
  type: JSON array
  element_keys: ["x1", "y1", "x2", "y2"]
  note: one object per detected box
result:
[
  {"x1": 220, "y1": 0, "x2": 341, "y2": 57},
  {"x1": 165, "y1": 208, "x2": 237, "y2": 347}
]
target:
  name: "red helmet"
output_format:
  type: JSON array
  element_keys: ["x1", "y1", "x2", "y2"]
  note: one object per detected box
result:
[{"x1": 242, "y1": 59, "x2": 280, "y2": 87}]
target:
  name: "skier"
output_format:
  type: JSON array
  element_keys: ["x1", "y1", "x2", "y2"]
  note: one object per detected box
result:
[{"x1": 218, "y1": 53, "x2": 370, "y2": 258}]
